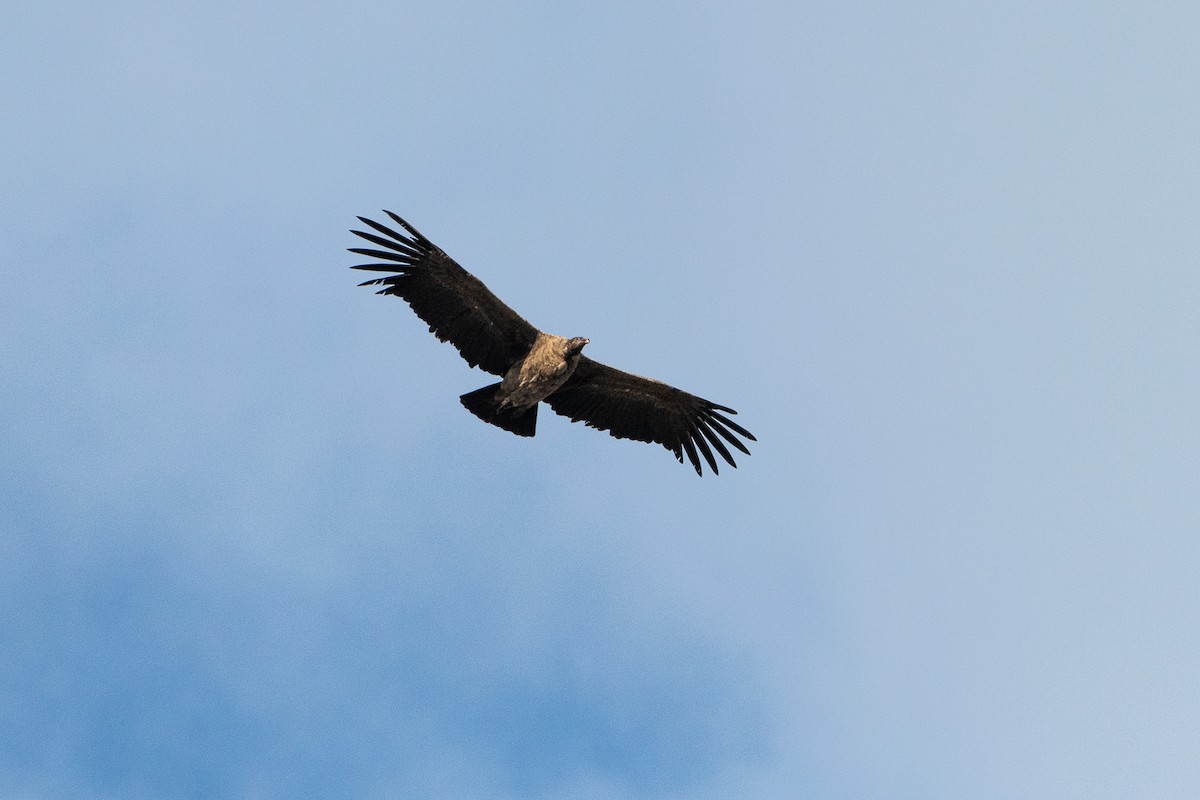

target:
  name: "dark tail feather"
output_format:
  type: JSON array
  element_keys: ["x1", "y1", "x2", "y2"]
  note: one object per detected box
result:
[{"x1": 459, "y1": 383, "x2": 537, "y2": 437}]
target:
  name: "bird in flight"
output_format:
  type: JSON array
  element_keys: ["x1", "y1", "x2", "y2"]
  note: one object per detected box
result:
[{"x1": 349, "y1": 212, "x2": 755, "y2": 475}]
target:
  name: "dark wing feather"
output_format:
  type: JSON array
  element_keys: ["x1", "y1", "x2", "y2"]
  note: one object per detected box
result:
[
  {"x1": 349, "y1": 211, "x2": 540, "y2": 376},
  {"x1": 544, "y1": 356, "x2": 756, "y2": 476}
]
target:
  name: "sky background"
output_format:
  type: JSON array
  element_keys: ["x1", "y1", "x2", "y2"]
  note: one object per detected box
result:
[{"x1": 3, "y1": 1, "x2": 1199, "y2": 798}]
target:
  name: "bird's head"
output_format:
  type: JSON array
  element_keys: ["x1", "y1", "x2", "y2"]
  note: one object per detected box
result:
[{"x1": 566, "y1": 337, "x2": 590, "y2": 357}]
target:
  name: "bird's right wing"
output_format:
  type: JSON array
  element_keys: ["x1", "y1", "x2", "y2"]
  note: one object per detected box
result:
[
  {"x1": 545, "y1": 356, "x2": 755, "y2": 475},
  {"x1": 350, "y1": 211, "x2": 540, "y2": 376}
]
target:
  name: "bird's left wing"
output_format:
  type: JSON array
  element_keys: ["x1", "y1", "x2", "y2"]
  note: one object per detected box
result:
[
  {"x1": 544, "y1": 356, "x2": 755, "y2": 475},
  {"x1": 350, "y1": 211, "x2": 540, "y2": 376}
]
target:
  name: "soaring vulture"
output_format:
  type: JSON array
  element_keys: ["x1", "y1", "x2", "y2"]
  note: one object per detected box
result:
[{"x1": 349, "y1": 211, "x2": 755, "y2": 475}]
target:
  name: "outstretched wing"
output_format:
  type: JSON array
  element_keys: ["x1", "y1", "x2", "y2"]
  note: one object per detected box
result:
[
  {"x1": 349, "y1": 211, "x2": 540, "y2": 376},
  {"x1": 545, "y1": 356, "x2": 756, "y2": 476}
]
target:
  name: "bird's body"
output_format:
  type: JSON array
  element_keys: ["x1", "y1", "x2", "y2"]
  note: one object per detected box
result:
[
  {"x1": 458, "y1": 332, "x2": 589, "y2": 438},
  {"x1": 497, "y1": 332, "x2": 590, "y2": 413},
  {"x1": 349, "y1": 211, "x2": 755, "y2": 475}
]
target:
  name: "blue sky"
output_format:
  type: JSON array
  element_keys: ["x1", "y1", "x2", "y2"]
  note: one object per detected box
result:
[{"x1": 3, "y1": 1, "x2": 1199, "y2": 797}]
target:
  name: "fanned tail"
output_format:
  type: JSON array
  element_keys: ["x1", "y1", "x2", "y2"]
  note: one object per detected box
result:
[{"x1": 459, "y1": 383, "x2": 537, "y2": 437}]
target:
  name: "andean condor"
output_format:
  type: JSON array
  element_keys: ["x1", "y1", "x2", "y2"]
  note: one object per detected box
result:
[{"x1": 349, "y1": 212, "x2": 755, "y2": 475}]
